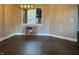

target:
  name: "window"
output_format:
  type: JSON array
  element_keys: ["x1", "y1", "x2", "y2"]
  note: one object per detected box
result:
[{"x1": 23, "y1": 8, "x2": 42, "y2": 24}]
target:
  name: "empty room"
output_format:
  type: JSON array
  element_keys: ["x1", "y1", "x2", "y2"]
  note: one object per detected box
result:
[{"x1": 0, "y1": 4, "x2": 79, "y2": 55}]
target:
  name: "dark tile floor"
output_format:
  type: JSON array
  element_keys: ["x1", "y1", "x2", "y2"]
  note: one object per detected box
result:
[{"x1": 0, "y1": 35, "x2": 79, "y2": 55}]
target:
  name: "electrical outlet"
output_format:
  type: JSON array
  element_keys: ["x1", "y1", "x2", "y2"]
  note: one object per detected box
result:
[
  {"x1": 59, "y1": 30, "x2": 63, "y2": 33},
  {"x1": 70, "y1": 19, "x2": 74, "y2": 22}
]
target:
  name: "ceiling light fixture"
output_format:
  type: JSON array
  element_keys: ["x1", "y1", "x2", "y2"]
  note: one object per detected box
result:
[{"x1": 19, "y1": 4, "x2": 34, "y2": 9}]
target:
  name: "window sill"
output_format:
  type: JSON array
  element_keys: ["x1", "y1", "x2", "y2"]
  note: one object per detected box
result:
[{"x1": 21, "y1": 23, "x2": 42, "y2": 26}]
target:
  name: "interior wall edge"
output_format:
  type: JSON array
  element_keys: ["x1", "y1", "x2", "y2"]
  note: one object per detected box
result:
[
  {"x1": 0, "y1": 33, "x2": 76, "y2": 42},
  {"x1": 0, "y1": 33, "x2": 15, "y2": 42}
]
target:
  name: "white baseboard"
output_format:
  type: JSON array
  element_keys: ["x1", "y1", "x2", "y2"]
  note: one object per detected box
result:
[
  {"x1": 37, "y1": 33, "x2": 50, "y2": 36},
  {"x1": 49, "y1": 34, "x2": 77, "y2": 42},
  {"x1": 0, "y1": 34, "x2": 15, "y2": 42},
  {"x1": 14, "y1": 33, "x2": 25, "y2": 35},
  {"x1": 14, "y1": 33, "x2": 50, "y2": 36},
  {"x1": 0, "y1": 33, "x2": 77, "y2": 42},
  {"x1": 37, "y1": 33, "x2": 77, "y2": 42}
]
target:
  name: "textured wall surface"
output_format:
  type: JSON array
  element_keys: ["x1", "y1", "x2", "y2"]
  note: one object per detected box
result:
[
  {"x1": 49, "y1": 5, "x2": 78, "y2": 41},
  {"x1": 0, "y1": 5, "x2": 4, "y2": 38},
  {"x1": 0, "y1": 4, "x2": 22, "y2": 39},
  {"x1": 4, "y1": 4, "x2": 22, "y2": 37}
]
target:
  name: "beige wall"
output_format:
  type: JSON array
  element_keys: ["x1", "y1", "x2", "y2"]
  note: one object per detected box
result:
[
  {"x1": 49, "y1": 5, "x2": 78, "y2": 40},
  {"x1": 0, "y1": 4, "x2": 78, "y2": 41},
  {"x1": 0, "y1": 5, "x2": 4, "y2": 38},
  {"x1": 0, "y1": 4, "x2": 22, "y2": 39},
  {"x1": 4, "y1": 4, "x2": 22, "y2": 37}
]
